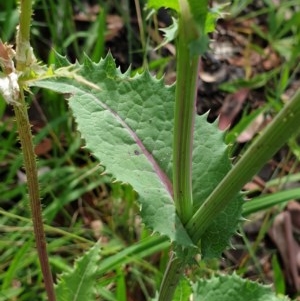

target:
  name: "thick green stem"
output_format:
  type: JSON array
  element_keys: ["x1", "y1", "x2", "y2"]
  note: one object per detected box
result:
[
  {"x1": 159, "y1": 1, "x2": 200, "y2": 300},
  {"x1": 186, "y1": 88, "x2": 300, "y2": 243},
  {"x1": 173, "y1": 0, "x2": 199, "y2": 226},
  {"x1": 13, "y1": 1, "x2": 56, "y2": 300}
]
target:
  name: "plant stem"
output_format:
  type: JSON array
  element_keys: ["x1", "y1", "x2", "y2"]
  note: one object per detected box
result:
[
  {"x1": 13, "y1": 94, "x2": 56, "y2": 301},
  {"x1": 15, "y1": 0, "x2": 33, "y2": 70},
  {"x1": 186, "y1": 88, "x2": 300, "y2": 243},
  {"x1": 173, "y1": 0, "x2": 199, "y2": 226},
  {"x1": 159, "y1": 1, "x2": 200, "y2": 300},
  {"x1": 158, "y1": 254, "x2": 185, "y2": 301},
  {"x1": 13, "y1": 0, "x2": 56, "y2": 300}
]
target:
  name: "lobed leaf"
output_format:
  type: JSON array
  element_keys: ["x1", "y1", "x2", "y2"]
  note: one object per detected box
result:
[
  {"x1": 32, "y1": 53, "x2": 194, "y2": 249},
  {"x1": 31, "y1": 53, "x2": 242, "y2": 258},
  {"x1": 156, "y1": 17, "x2": 178, "y2": 50},
  {"x1": 192, "y1": 273, "x2": 290, "y2": 301},
  {"x1": 55, "y1": 243, "x2": 101, "y2": 301}
]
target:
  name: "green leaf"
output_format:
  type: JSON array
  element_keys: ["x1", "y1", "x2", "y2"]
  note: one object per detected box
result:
[
  {"x1": 173, "y1": 277, "x2": 192, "y2": 301},
  {"x1": 243, "y1": 188, "x2": 300, "y2": 216},
  {"x1": 31, "y1": 53, "x2": 242, "y2": 258},
  {"x1": 1, "y1": 239, "x2": 32, "y2": 290},
  {"x1": 55, "y1": 243, "x2": 101, "y2": 301},
  {"x1": 187, "y1": 2, "x2": 227, "y2": 55},
  {"x1": 192, "y1": 118, "x2": 243, "y2": 258},
  {"x1": 220, "y1": 69, "x2": 278, "y2": 93},
  {"x1": 151, "y1": 278, "x2": 192, "y2": 301},
  {"x1": 147, "y1": 0, "x2": 179, "y2": 12},
  {"x1": 272, "y1": 254, "x2": 286, "y2": 295},
  {"x1": 156, "y1": 17, "x2": 178, "y2": 50},
  {"x1": 205, "y1": 4, "x2": 229, "y2": 34},
  {"x1": 192, "y1": 273, "x2": 291, "y2": 301},
  {"x1": 0, "y1": 288, "x2": 24, "y2": 301},
  {"x1": 31, "y1": 53, "x2": 194, "y2": 250}
]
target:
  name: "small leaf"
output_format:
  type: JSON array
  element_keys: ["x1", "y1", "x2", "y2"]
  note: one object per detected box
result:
[
  {"x1": 205, "y1": 4, "x2": 230, "y2": 34},
  {"x1": 55, "y1": 243, "x2": 101, "y2": 301},
  {"x1": 188, "y1": 3, "x2": 228, "y2": 56},
  {"x1": 155, "y1": 17, "x2": 178, "y2": 50},
  {"x1": 192, "y1": 273, "x2": 291, "y2": 301}
]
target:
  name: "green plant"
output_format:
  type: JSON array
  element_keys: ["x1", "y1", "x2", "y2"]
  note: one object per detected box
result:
[{"x1": 1, "y1": 0, "x2": 300, "y2": 300}]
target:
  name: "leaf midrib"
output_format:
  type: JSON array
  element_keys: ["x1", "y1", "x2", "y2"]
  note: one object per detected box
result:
[{"x1": 75, "y1": 84, "x2": 174, "y2": 198}]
